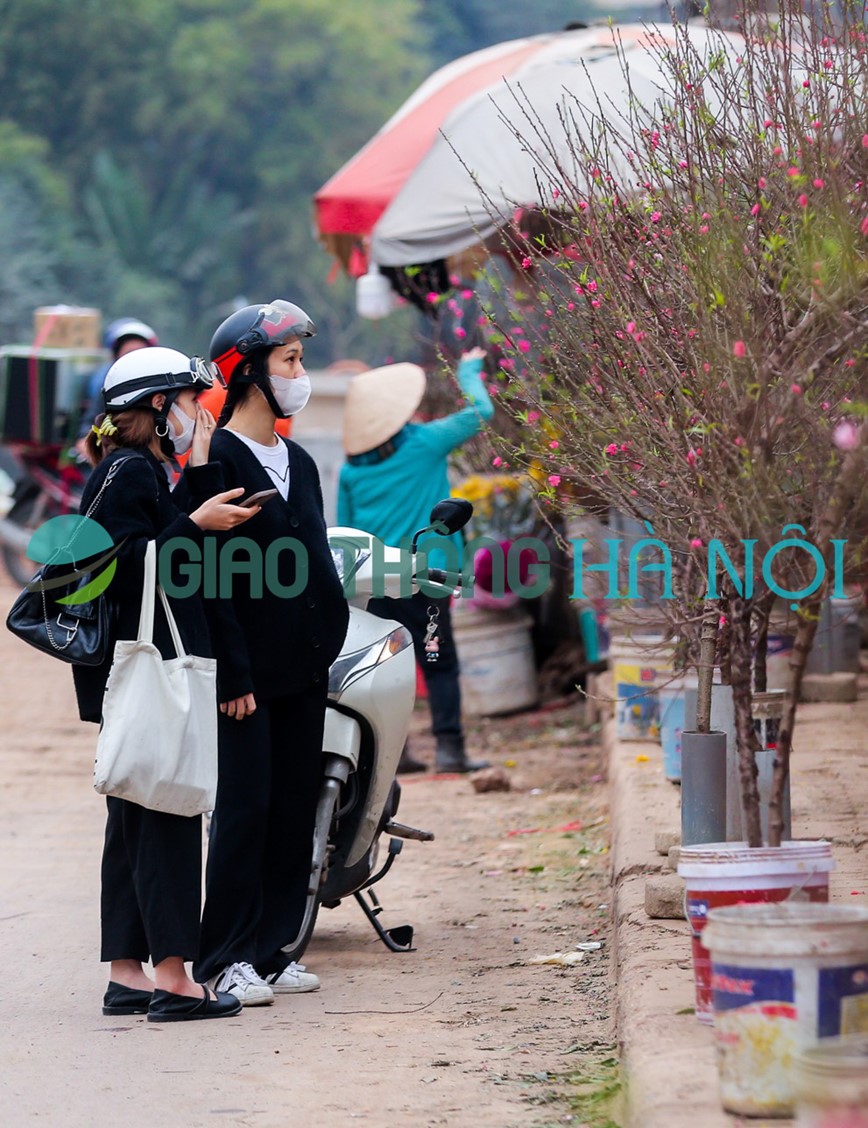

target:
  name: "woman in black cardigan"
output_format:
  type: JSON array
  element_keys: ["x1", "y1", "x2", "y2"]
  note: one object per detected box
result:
[
  {"x1": 76, "y1": 346, "x2": 256, "y2": 1021},
  {"x1": 193, "y1": 301, "x2": 348, "y2": 1006}
]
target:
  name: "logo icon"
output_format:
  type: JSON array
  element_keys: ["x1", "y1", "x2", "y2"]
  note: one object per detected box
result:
[{"x1": 25, "y1": 515, "x2": 122, "y2": 603}]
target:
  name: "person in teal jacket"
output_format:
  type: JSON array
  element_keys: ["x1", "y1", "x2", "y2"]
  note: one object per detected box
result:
[{"x1": 337, "y1": 348, "x2": 494, "y2": 773}]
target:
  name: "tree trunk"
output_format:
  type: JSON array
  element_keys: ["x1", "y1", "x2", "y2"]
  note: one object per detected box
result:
[
  {"x1": 752, "y1": 591, "x2": 776, "y2": 694},
  {"x1": 768, "y1": 433, "x2": 868, "y2": 846},
  {"x1": 694, "y1": 604, "x2": 719, "y2": 733},
  {"x1": 730, "y1": 596, "x2": 763, "y2": 847}
]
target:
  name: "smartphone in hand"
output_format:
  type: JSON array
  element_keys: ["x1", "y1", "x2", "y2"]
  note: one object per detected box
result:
[{"x1": 239, "y1": 488, "x2": 280, "y2": 509}]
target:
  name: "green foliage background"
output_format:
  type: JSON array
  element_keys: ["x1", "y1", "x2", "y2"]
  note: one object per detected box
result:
[{"x1": 0, "y1": 0, "x2": 620, "y2": 361}]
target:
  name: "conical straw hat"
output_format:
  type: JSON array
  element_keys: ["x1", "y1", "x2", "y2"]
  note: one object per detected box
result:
[{"x1": 342, "y1": 363, "x2": 426, "y2": 456}]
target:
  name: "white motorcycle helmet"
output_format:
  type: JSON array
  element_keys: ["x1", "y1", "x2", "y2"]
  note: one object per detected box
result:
[{"x1": 102, "y1": 346, "x2": 222, "y2": 412}]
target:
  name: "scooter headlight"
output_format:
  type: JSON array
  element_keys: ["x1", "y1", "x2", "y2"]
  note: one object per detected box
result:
[
  {"x1": 330, "y1": 543, "x2": 371, "y2": 586},
  {"x1": 328, "y1": 627, "x2": 412, "y2": 697}
]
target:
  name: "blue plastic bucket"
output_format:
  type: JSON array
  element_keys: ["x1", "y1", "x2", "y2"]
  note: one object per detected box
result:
[{"x1": 658, "y1": 675, "x2": 697, "y2": 782}]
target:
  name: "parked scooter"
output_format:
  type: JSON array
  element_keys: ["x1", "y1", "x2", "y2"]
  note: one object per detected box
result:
[
  {"x1": 0, "y1": 444, "x2": 86, "y2": 585},
  {"x1": 281, "y1": 497, "x2": 472, "y2": 962}
]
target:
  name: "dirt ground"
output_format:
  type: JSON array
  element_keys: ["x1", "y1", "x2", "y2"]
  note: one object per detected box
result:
[{"x1": 0, "y1": 575, "x2": 615, "y2": 1128}]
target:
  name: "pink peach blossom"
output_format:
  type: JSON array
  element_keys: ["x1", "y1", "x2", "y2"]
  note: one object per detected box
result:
[
  {"x1": 833, "y1": 421, "x2": 859, "y2": 450},
  {"x1": 547, "y1": 474, "x2": 561, "y2": 487},
  {"x1": 732, "y1": 340, "x2": 747, "y2": 358}
]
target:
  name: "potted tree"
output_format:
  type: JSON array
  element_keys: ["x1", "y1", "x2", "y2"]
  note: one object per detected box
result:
[{"x1": 458, "y1": 0, "x2": 868, "y2": 1109}]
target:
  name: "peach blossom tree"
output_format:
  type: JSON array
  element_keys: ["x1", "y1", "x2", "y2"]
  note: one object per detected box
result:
[{"x1": 475, "y1": 2, "x2": 868, "y2": 846}]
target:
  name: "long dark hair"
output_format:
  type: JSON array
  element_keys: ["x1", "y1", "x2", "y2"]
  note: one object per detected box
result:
[{"x1": 217, "y1": 348, "x2": 269, "y2": 427}]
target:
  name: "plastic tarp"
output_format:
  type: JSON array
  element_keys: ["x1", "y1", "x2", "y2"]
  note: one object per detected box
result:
[{"x1": 370, "y1": 23, "x2": 744, "y2": 267}]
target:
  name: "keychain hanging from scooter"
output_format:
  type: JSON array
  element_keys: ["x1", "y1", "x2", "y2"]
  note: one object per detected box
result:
[{"x1": 424, "y1": 605, "x2": 440, "y2": 663}]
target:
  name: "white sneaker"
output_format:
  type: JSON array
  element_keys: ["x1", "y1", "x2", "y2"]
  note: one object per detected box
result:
[
  {"x1": 210, "y1": 961, "x2": 274, "y2": 1006},
  {"x1": 264, "y1": 962, "x2": 321, "y2": 994}
]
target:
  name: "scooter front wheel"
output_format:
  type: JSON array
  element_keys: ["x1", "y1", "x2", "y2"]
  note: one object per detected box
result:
[
  {"x1": 2, "y1": 492, "x2": 45, "y2": 586},
  {"x1": 280, "y1": 899, "x2": 321, "y2": 965}
]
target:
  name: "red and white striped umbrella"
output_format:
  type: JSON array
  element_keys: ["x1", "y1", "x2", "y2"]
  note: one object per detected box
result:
[{"x1": 314, "y1": 21, "x2": 745, "y2": 275}]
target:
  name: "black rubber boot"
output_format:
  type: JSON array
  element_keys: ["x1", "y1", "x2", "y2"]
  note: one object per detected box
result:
[
  {"x1": 396, "y1": 741, "x2": 427, "y2": 774},
  {"x1": 434, "y1": 734, "x2": 490, "y2": 774}
]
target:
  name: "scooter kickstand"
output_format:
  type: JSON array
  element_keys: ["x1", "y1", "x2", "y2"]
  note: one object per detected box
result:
[{"x1": 353, "y1": 889, "x2": 415, "y2": 952}]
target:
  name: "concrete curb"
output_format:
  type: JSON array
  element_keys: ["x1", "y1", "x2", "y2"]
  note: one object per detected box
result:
[
  {"x1": 606, "y1": 679, "x2": 868, "y2": 1128},
  {"x1": 606, "y1": 716, "x2": 728, "y2": 1128}
]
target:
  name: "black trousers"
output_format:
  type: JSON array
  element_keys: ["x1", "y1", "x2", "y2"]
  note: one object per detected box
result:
[
  {"x1": 194, "y1": 687, "x2": 327, "y2": 982},
  {"x1": 100, "y1": 797, "x2": 202, "y2": 967},
  {"x1": 368, "y1": 592, "x2": 462, "y2": 740}
]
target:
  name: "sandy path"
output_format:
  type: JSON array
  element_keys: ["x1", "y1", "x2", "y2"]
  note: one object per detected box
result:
[{"x1": 0, "y1": 579, "x2": 611, "y2": 1128}]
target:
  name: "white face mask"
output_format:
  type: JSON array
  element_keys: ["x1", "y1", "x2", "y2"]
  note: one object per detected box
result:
[
  {"x1": 268, "y1": 373, "x2": 311, "y2": 417},
  {"x1": 169, "y1": 402, "x2": 196, "y2": 456}
]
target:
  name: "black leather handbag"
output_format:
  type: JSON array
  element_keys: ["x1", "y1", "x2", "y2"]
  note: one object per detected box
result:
[
  {"x1": 6, "y1": 569, "x2": 114, "y2": 665},
  {"x1": 5, "y1": 455, "x2": 134, "y2": 666}
]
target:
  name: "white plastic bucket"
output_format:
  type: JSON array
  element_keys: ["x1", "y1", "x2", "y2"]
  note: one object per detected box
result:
[
  {"x1": 452, "y1": 605, "x2": 538, "y2": 716},
  {"x1": 794, "y1": 1037, "x2": 868, "y2": 1127},
  {"x1": 610, "y1": 636, "x2": 673, "y2": 741},
  {"x1": 677, "y1": 841, "x2": 835, "y2": 1024},
  {"x1": 765, "y1": 631, "x2": 795, "y2": 691},
  {"x1": 703, "y1": 903, "x2": 868, "y2": 1118}
]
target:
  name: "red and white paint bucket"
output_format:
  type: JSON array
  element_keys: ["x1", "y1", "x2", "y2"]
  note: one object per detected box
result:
[{"x1": 677, "y1": 841, "x2": 835, "y2": 1024}]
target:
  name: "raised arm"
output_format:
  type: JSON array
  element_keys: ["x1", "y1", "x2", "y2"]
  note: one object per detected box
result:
[{"x1": 415, "y1": 349, "x2": 494, "y2": 457}]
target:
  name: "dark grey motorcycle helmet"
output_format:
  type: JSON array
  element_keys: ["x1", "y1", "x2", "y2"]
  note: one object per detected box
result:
[{"x1": 209, "y1": 300, "x2": 316, "y2": 386}]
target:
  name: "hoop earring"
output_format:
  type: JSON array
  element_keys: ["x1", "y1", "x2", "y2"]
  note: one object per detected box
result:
[{"x1": 155, "y1": 422, "x2": 170, "y2": 438}]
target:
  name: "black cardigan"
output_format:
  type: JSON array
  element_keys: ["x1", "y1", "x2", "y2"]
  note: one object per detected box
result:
[
  {"x1": 72, "y1": 448, "x2": 221, "y2": 723},
  {"x1": 193, "y1": 429, "x2": 349, "y2": 702}
]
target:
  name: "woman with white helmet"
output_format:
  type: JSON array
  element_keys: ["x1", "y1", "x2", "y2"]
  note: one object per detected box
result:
[{"x1": 76, "y1": 345, "x2": 257, "y2": 1021}]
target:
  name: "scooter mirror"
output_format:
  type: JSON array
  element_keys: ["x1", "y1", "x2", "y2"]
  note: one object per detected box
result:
[
  {"x1": 429, "y1": 497, "x2": 473, "y2": 535},
  {"x1": 410, "y1": 498, "x2": 473, "y2": 554}
]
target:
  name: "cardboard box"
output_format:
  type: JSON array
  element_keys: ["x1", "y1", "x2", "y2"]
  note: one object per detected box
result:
[{"x1": 33, "y1": 306, "x2": 101, "y2": 351}]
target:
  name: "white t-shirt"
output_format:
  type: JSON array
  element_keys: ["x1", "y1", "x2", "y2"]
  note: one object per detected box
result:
[{"x1": 229, "y1": 430, "x2": 290, "y2": 499}]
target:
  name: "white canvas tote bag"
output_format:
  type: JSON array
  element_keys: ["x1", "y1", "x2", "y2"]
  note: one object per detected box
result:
[{"x1": 94, "y1": 540, "x2": 218, "y2": 817}]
